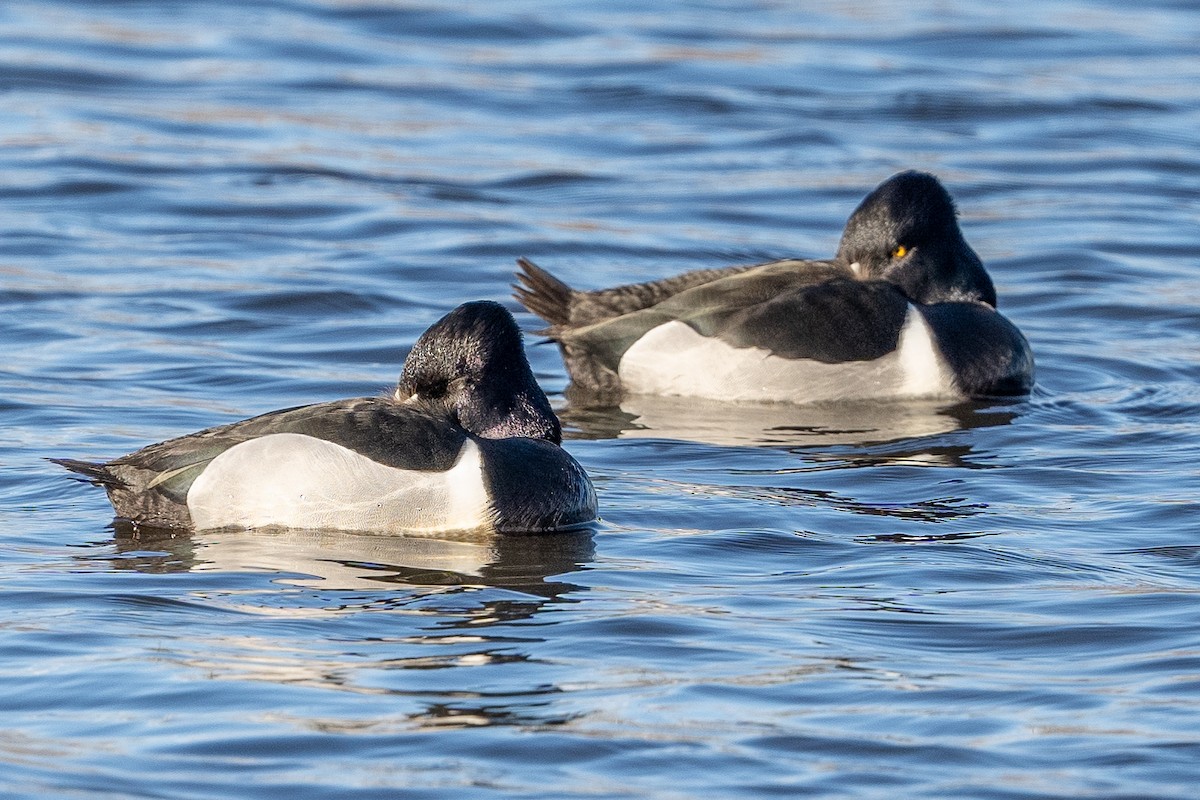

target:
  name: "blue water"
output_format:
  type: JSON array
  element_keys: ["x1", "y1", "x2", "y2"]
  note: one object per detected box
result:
[{"x1": 3, "y1": 1, "x2": 1200, "y2": 797}]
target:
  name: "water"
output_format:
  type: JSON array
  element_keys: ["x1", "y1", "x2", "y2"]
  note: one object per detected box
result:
[{"x1": 3, "y1": 1, "x2": 1200, "y2": 797}]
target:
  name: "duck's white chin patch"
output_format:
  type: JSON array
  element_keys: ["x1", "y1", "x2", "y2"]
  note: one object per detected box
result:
[
  {"x1": 617, "y1": 314, "x2": 956, "y2": 403},
  {"x1": 186, "y1": 434, "x2": 493, "y2": 534}
]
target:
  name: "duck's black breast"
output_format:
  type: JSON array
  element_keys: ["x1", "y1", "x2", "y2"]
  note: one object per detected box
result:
[
  {"x1": 477, "y1": 437, "x2": 598, "y2": 533},
  {"x1": 918, "y1": 302, "x2": 1035, "y2": 397}
]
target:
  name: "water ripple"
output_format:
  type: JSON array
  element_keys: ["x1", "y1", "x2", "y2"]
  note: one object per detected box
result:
[{"x1": 4, "y1": 0, "x2": 1200, "y2": 798}]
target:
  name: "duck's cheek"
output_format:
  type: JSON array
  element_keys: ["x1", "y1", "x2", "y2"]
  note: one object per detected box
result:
[{"x1": 186, "y1": 433, "x2": 494, "y2": 534}]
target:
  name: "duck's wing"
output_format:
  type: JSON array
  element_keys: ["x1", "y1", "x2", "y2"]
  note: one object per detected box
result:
[
  {"x1": 715, "y1": 278, "x2": 914, "y2": 363},
  {"x1": 55, "y1": 398, "x2": 468, "y2": 505},
  {"x1": 718, "y1": 289, "x2": 1033, "y2": 396},
  {"x1": 554, "y1": 262, "x2": 865, "y2": 373},
  {"x1": 514, "y1": 256, "x2": 838, "y2": 330}
]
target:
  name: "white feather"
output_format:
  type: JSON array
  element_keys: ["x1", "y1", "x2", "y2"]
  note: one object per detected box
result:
[
  {"x1": 186, "y1": 433, "x2": 493, "y2": 534},
  {"x1": 895, "y1": 307, "x2": 951, "y2": 396},
  {"x1": 617, "y1": 312, "x2": 956, "y2": 403}
]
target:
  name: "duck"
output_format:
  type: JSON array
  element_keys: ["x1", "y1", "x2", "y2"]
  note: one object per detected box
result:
[
  {"x1": 53, "y1": 301, "x2": 598, "y2": 535},
  {"x1": 514, "y1": 170, "x2": 1033, "y2": 404}
]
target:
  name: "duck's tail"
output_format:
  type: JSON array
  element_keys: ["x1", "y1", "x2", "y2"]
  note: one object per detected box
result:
[
  {"x1": 513, "y1": 257, "x2": 575, "y2": 329},
  {"x1": 48, "y1": 457, "x2": 124, "y2": 489}
]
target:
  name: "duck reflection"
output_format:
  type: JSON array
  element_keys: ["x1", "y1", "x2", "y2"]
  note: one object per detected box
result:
[
  {"x1": 102, "y1": 520, "x2": 594, "y2": 599},
  {"x1": 562, "y1": 394, "x2": 1021, "y2": 467},
  {"x1": 90, "y1": 522, "x2": 594, "y2": 730},
  {"x1": 411, "y1": 695, "x2": 580, "y2": 730}
]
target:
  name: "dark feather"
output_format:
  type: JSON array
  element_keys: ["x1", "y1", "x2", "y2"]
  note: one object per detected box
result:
[{"x1": 48, "y1": 457, "x2": 125, "y2": 489}]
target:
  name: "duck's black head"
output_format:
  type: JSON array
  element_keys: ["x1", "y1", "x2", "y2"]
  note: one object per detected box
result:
[
  {"x1": 395, "y1": 301, "x2": 562, "y2": 443},
  {"x1": 835, "y1": 170, "x2": 997, "y2": 307}
]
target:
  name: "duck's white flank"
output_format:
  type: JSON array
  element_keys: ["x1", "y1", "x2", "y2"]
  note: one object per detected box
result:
[
  {"x1": 186, "y1": 433, "x2": 493, "y2": 533},
  {"x1": 616, "y1": 310, "x2": 956, "y2": 403}
]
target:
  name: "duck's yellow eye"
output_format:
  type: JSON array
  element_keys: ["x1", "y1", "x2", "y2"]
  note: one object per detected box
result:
[{"x1": 892, "y1": 245, "x2": 907, "y2": 259}]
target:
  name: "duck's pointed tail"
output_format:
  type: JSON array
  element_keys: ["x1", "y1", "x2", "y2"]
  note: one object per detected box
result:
[
  {"x1": 48, "y1": 457, "x2": 124, "y2": 489},
  {"x1": 513, "y1": 257, "x2": 575, "y2": 330}
]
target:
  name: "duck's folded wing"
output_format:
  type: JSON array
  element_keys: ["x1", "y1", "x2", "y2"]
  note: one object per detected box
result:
[
  {"x1": 517, "y1": 257, "x2": 840, "y2": 330},
  {"x1": 96, "y1": 398, "x2": 467, "y2": 502},
  {"x1": 709, "y1": 283, "x2": 1034, "y2": 394},
  {"x1": 716, "y1": 278, "x2": 913, "y2": 363},
  {"x1": 558, "y1": 266, "x2": 892, "y2": 370}
]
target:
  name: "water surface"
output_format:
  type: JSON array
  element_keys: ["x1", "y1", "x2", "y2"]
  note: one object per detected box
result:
[{"x1": 3, "y1": 1, "x2": 1200, "y2": 797}]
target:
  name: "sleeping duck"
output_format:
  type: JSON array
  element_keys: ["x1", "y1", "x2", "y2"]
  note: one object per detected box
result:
[
  {"x1": 53, "y1": 301, "x2": 597, "y2": 535},
  {"x1": 514, "y1": 170, "x2": 1033, "y2": 404}
]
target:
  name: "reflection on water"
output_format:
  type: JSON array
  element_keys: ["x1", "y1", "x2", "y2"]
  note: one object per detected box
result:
[
  {"x1": 704, "y1": 481, "x2": 989, "y2": 523},
  {"x1": 564, "y1": 393, "x2": 1019, "y2": 452},
  {"x1": 97, "y1": 521, "x2": 594, "y2": 598},
  {"x1": 74, "y1": 522, "x2": 596, "y2": 731},
  {"x1": 559, "y1": 396, "x2": 1027, "y2": 533}
]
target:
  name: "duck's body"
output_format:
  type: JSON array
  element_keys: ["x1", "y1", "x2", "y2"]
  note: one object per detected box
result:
[
  {"x1": 515, "y1": 171, "x2": 1033, "y2": 403},
  {"x1": 55, "y1": 302, "x2": 597, "y2": 535}
]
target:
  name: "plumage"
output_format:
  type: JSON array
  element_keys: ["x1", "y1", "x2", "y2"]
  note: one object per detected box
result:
[
  {"x1": 53, "y1": 301, "x2": 597, "y2": 535},
  {"x1": 514, "y1": 170, "x2": 1033, "y2": 403}
]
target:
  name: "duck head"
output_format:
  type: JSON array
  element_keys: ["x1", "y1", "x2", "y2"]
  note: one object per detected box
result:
[
  {"x1": 835, "y1": 170, "x2": 997, "y2": 307},
  {"x1": 395, "y1": 301, "x2": 562, "y2": 443}
]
